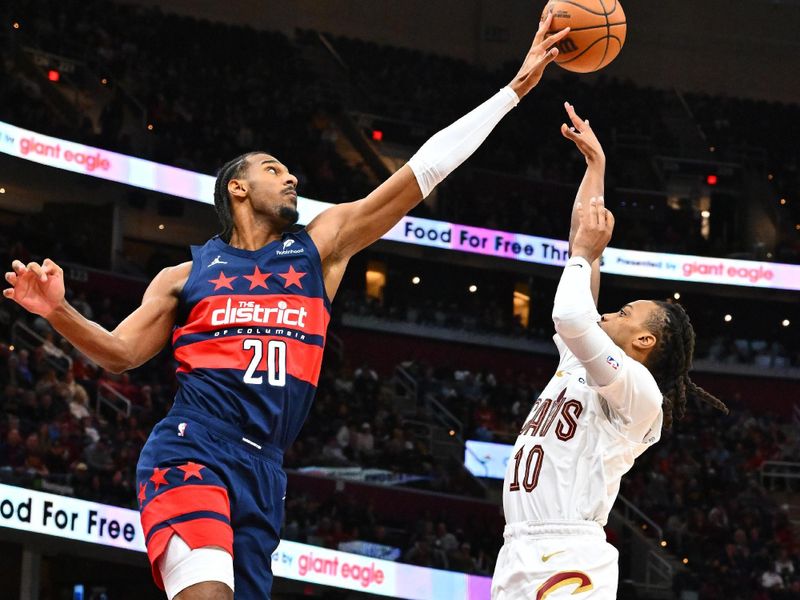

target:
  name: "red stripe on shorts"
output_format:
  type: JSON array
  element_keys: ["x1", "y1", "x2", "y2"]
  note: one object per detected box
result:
[
  {"x1": 146, "y1": 519, "x2": 234, "y2": 591},
  {"x1": 140, "y1": 484, "x2": 230, "y2": 538}
]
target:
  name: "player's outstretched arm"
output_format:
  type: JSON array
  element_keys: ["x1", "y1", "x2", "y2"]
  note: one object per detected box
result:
[
  {"x1": 561, "y1": 102, "x2": 605, "y2": 306},
  {"x1": 4, "y1": 258, "x2": 188, "y2": 373},
  {"x1": 307, "y1": 14, "x2": 570, "y2": 270}
]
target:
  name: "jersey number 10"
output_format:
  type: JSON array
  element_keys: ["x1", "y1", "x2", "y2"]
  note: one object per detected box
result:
[
  {"x1": 243, "y1": 339, "x2": 287, "y2": 387},
  {"x1": 508, "y1": 444, "x2": 544, "y2": 493}
]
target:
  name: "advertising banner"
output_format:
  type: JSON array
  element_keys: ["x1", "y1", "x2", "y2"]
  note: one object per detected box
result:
[
  {"x1": 0, "y1": 484, "x2": 490, "y2": 599},
  {"x1": 2, "y1": 120, "x2": 798, "y2": 291},
  {"x1": 0, "y1": 482, "x2": 145, "y2": 551}
]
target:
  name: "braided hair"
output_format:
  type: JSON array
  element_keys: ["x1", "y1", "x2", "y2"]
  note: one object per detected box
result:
[
  {"x1": 644, "y1": 301, "x2": 729, "y2": 429},
  {"x1": 212, "y1": 151, "x2": 270, "y2": 242}
]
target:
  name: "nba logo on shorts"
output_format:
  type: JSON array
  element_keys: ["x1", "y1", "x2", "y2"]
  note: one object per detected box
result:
[
  {"x1": 606, "y1": 356, "x2": 619, "y2": 370},
  {"x1": 177, "y1": 422, "x2": 187, "y2": 437}
]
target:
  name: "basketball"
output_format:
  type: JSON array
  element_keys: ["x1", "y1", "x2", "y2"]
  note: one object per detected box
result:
[{"x1": 542, "y1": 0, "x2": 627, "y2": 73}]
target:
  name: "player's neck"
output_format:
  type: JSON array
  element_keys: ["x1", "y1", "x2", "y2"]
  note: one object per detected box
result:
[{"x1": 227, "y1": 226, "x2": 282, "y2": 252}]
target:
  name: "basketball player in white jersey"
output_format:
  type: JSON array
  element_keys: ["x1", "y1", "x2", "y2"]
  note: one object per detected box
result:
[{"x1": 491, "y1": 104, "x2": 728, "y2": 600}]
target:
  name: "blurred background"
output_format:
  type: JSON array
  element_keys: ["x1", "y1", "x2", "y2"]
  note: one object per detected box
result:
[{"x1": 0, "y1": 0, "x2": 798, "y2": 598}]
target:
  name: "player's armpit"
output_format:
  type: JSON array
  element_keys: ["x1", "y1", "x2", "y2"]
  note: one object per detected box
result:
[{"x1": 48, "y1": 262, "x2": 190, "y2": 373}]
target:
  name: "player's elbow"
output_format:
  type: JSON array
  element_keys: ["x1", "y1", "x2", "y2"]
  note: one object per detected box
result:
[
  {"x1": 552, "y1": 306, "x2": 597, "y2": 339},
  {"x1": 101, "y1": 335, "x2": 139, "y2": 374},
  {"x1": 102, "y1": 358, "x2": 133, "y2": 375}
]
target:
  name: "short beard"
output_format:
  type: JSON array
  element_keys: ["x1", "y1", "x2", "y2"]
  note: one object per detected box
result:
[{"x1": 277, "y1": 205, "x2": 299, "y2": 227}]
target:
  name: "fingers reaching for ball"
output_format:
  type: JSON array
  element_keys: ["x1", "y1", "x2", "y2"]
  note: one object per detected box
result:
[
  {"x1": 535, "y1": 11, "x2": 554, "y2": 45},
  {"x1": 565, "y1": 102, "x2": 588, "y2": 130},
  {"x1": 560, "y1": 102, "x2": 605, "y2": 164}
]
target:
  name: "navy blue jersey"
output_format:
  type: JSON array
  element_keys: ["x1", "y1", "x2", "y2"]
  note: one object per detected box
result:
[{"x1": 171, "y1": 229, "x2": 331, "y2": 449}]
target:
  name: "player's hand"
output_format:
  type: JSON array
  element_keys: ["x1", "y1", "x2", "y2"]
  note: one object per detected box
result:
[
  {"x1": 508, "y1": 13, "x2": 570, "y2": 99},
  {"x1": 4, "y1": 259, "x2": 66, "y2": 318},
  {"x1": 561, "y1": 102, "x2": 605, "y2": 166},
  {"x1": 571, "y1": 197, "x2": 614, "y2": 263}
]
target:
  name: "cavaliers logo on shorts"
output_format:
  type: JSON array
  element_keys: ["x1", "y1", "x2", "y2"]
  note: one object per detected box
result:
[{"x1": 536, "y1": 571, "x2": 593, "y2": 599}]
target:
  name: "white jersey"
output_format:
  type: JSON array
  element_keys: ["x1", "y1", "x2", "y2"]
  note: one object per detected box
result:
[
  {"x1": 502, "y1": 335, "x2": 662, "y2": 525},
  {"x1": 502, "y1": 256, "x2": 665, "y2": 527}
]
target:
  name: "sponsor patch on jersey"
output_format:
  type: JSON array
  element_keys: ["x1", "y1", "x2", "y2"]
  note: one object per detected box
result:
[
  {"x1": 606, "y1": 355, "x2": 620, "y2": 370},
  {"x1": 277, "y1": 238, "x2": 304, "y2": 255}
]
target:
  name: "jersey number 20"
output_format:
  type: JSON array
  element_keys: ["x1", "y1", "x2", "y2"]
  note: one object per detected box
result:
[{"x1": 243, "y1": 339, "x2": 287, "y2": 387}]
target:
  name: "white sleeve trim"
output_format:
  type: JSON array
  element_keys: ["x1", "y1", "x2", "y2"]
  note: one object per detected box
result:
[{"x1": 407, "y1": 87, "x2": 519, "y2": 198}]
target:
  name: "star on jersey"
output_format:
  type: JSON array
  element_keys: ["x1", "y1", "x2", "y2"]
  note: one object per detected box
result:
[
  {"x1": 150, "y1": 467, "x2": 171, "y2": 491},
  {"x1": 243, "y1": 266, "x2": 272, "y2": 290},
  {"x1": 137, "y1": 482, "x2": 148, "y2": 504},
  {"x1": 209, "y1": 271, "x2": 237, "y2": 291},
  {"x1": 177, "y1": 461, "x2": 205, "y2": 481},
  {"x1": 278, "y1": 265, "x2": 307, "y2": 289}
]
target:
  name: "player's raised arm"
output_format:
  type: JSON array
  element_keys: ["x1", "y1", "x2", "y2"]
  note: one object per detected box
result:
[
  {"x1": 306, "y1": 15, "x2": 570, "y2": 268},
  {"x1": 4, "y1": 258, "x2": 187, "y2": 373},
  {"x1": 552, "y1": 198, "x2": 662, "y2": 432},
  {"x1": 561, "y1": 102, "x2": 604, "y2": 305}
]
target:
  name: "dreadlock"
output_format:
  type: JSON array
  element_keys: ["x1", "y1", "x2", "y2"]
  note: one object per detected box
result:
[
  {"x1": 644, "y1": 300, "x2": 729, "y2": 429},
  {"x1": 212, "y1": 151, "x2": 270, "y2": 242}
]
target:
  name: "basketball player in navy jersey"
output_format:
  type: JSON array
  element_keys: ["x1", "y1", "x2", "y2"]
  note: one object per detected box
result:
[{"x1": 4, "y1": 17, "x2": 569, "y2": 600}]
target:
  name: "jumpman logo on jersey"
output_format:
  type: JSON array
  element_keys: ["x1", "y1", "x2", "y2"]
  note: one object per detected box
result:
[{"x1": 208, "y1": 255, "x2": 228, "y2": 268}]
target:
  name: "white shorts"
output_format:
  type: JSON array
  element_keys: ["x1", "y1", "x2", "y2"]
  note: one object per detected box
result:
[
  {"x1": 158, "y1": 535, "x2": 235, "y2": 600},
  {"x1": 491, "y1": 521, "x2": 618, "y2": 600}
]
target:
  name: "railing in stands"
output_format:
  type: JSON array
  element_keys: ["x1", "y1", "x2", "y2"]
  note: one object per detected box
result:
[
  {"x1": 643, "y1": 549, "x2": 675, "y2": 593},
  {"x1": 393, "y1": 364, "x2": 464, "y2": 439},
  {"x1": 615, "y1": 494, "x2": 664, "y2": 542},
  {"x1": 611, "y1": 495, "x2": 678, "y2": 595},
  {"x1": 760, "y1": 461, "x2": 800, "y2": 491},
  {"x1": 393, "y1": 365, "x2": 483, "y2": 493},
  {"x1": 96, "y1": 382, "x2": 132, "y2": 419},
  {"x1": 393, "y1": 364, "x2": 418, "y2": 403},
  {"x1": 10, "y1": 321, "x2": 72, "y2": 375},
  {"x1": 426, "y1": 395, "x2": 463, "y2": 441}
]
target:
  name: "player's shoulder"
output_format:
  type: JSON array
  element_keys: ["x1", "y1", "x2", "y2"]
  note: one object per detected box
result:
[
  {"x1": 624, "y1": 357, "x2": 663, "y2": 407},
  {"x1": 149, "y1": 261, "x2": 193, "y2": 297}
]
